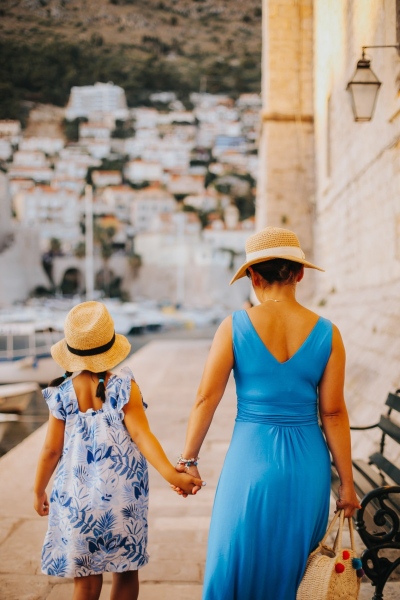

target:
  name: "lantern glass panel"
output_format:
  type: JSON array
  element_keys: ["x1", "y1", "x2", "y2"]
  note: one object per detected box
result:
[{"x1": 348, "y1": 81, "x2": 381, "y2": 121}]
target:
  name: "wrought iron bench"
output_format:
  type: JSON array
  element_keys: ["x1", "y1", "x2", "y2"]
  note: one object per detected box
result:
[{"x1": 331, "y1": 390, "x2": 400, "y2": 600}]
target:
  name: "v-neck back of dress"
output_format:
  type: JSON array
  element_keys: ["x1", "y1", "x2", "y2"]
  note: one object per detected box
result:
[
  {"x1": 244, "y1": 310, "x2": 321, "y2": 365},
  {"x1": 232, "y1": 309, "x2": 333, "y2": 426}
]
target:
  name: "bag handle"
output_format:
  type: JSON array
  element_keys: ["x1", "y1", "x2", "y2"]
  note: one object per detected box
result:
[
  {"x1": 333, "y1": 509, "x2": 345, "y2": 551},
  {"x1": 318, "y1": 510, "x2": 357, "y2": 553},
  {"x1": 318, "y1": 510, "x2": 341, "y2": 547}
]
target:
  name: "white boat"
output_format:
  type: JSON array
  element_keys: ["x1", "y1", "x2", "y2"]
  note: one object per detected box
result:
[
  {"x1": 0, "y1": 382, "x2": 40, "y2": 413},
  {"x1": 0, "y1": 321, "x2": 64, "y2": 386}
]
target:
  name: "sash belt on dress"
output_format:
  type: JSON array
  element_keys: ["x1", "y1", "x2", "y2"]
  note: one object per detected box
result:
[{"x1": 236, "y1": 400, "x2": 318, "y2": 426}]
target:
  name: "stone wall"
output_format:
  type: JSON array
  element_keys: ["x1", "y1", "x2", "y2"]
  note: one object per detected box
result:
[
  {"x1": 258, "y1": 0, "x2": 400, "y2": 465},
  {"x1": 312, "y1": 0, "x2": 400, "y2": 463}
]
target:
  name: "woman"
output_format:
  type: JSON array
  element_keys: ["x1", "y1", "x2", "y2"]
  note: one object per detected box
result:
[{"x1": 174, "y1": 227, "x2": 360, "y2": 600}]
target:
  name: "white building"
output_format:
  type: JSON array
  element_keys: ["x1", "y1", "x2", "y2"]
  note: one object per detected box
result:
[
  {"x1": 65, "y1": 82, "x2": 129, "y2": 121},
  {"x1": 130, "y1": 186, "x2": 177, "y2": 233},
  {"x1": 8, "y1": 166, "x2": 54, "y2": 183},
  {"x1": 132, "y1": 108, "x2": 160, "y2": 130},
  {"x1": 102, "y1": 185, "x2": 135, "y2": 223},
  {"x1": 140, "y1": 138, "x2": 192, "y2": 171},
  {"x1": 124, "y1": 159, "x2": 163, "y2": 184},
  {"x1": 19, "y1": 137, "x2": 64, "y2": 155},
  {"x1": 0, "y1": 120, "x2": 21, "y2": 144},
  {"x1": 79, "y1": 122, "x2": 112, "y2": 140},
  {"x1": 13, "y1": 150, "x2": 49, "y2": 168},
  {"x1": 0, "y1": 140, "x2": 12, "y2": 160},
  {"x1": 92, "y1": 170, "x2": 122, "y2": 188},
  {"x1": 14, "y1": 185, "x2": 81, "y2": 249},
  {"x1": 55, "y1": 149, "x2": 101, "y2": 180},
  {"x1": 165, "y1": 172, "x2": 205, "y2": 196}
]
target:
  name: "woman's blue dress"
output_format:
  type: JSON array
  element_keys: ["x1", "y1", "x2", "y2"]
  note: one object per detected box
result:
[{"x1": 202, "y1": 310, "x2": 333, "y2": 600}]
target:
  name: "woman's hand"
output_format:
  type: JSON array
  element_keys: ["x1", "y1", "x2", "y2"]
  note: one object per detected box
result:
[
  {"x1": 170, "y1": 463, "x2": 203, "y2": 498},
  {"x1": 34, "y1": 491, "x2": 49, "y2": 516},
  {"x1": 336, "y1": 483, "x2": 361, "y2": 518},
  {"x1": 170, "y1": 467, "x2": 204, "y2": 496}
]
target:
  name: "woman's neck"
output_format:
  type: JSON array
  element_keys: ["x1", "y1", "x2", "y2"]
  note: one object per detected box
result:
[{"x1": 255, "y1": 284, "x2": 297, "y2": 305}]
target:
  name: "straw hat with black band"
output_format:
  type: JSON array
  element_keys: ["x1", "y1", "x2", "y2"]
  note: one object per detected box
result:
[
  {"x1": 230, "y1": 226, "x2": 324, "y2": 285},
  {"x1": 51, "y1": 301, "x2": 131, "y2": 373}
]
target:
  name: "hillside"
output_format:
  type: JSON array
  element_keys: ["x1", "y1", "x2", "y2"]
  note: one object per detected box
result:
[{"x1": 0, "y1": 0, "x2": 262, "y2": 119}]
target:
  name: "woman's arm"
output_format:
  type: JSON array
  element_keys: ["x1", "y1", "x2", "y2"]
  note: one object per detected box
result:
[
  {"x1": 319, "y1": 324, "x2": 361, "y2": 517},
  {"x1": 33, "y1": 414, "x2": 65, "y2": 516},
  {"x1": 123, "y1": 381, "x2": 203, "y2": 495},
  {"x1": 182, "y1": 316, "x2": 234, "y2": 459}
]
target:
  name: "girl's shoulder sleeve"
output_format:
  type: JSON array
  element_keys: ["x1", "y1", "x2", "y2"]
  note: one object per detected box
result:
[
  {"x1": 115, "y1": 366, "x2": 148, "y2": 412},
  {"x1": 42, "y1": 386, "x2": 66, "y2": 421}
]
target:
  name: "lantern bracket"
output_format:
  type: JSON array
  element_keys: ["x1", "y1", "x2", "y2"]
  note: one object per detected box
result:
[{"x1": 361, "y1": 45, "x2": 400, "y2": 59}]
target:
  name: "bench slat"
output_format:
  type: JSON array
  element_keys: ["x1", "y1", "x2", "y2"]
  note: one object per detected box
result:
[
  {"x1": 378, "y1": 415, "x2": 400, "y2": 444},
  {"x1": 353, "y1": 459, "x2": 387, "y2": 489},
  {"x1": 370, "y1": 452, "x2": 400, "y2": 486},
  {"x1": 386, "y1": 392, "x2": 400, "y2": 413},
  {"x1": 332, "y1": 461, "x2": 400, "y2": 510}
]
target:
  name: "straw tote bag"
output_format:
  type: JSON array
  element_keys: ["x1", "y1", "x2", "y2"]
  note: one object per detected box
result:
[{"x1": 296, "y1": 510, "x2": 363, "y2": 600}]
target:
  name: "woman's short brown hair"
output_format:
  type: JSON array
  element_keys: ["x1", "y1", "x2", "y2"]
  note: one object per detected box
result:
[{"x1": 247, "y1": 258, "x2": 303, "y2": 285}]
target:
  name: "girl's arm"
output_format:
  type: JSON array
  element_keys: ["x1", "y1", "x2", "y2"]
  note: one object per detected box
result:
[
  {"x1": 33, "y1": 414, "x2": 65, "y2": 516},
  {"x1": 319, "y1": 324, "x2": 361, "y2": 518},
  {"x1": 123, "y1": 381, "x2": 203, "y2": 495}
]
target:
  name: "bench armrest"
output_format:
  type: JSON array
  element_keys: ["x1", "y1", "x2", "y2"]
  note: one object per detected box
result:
[
  {"x1": 350, "y1": 422, "x2": 380, "y2": 431},
  {"x1": 355, "y1": 485, "x2": 400, "y2": 547}
]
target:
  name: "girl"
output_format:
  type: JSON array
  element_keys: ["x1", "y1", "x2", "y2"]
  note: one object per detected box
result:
[{"x1": 34, "y1": 301, "x2": 203, "y2": 600}]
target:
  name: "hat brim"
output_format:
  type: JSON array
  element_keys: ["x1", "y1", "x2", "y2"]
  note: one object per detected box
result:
[
  {"x1": 229, "y1": 255, "x2": 325, "y2": 285},
  {"x1": 51, "y1": 333, "x2": 131, "y2": 372}
]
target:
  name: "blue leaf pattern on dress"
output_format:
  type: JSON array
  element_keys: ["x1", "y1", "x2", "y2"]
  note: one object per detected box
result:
[{"x1": 41, "y1": 367, "x2": 149, "y2": 578}]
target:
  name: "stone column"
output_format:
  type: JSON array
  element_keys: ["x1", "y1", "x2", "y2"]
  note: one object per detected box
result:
[{"x1": 257, "y1": 0, "x2": 316, "y2": 273}]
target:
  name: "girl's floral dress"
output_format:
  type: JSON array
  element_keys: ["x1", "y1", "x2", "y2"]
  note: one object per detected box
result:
[{"x1": 41, "y1": 367, "x2": 149, "y2": 578}]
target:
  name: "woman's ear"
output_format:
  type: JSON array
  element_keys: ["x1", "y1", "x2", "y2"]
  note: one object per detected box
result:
[
  {"x1": 297, "y1": 266, "x2": 305, "y2": 283},
  {"x1": 248, "y1": 267, "x2": 261, "y2": 287}
]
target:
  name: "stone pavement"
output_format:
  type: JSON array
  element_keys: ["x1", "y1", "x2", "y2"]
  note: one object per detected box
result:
[{"x1": 0, "y1": 339, "x2": 398, "y2": 599}]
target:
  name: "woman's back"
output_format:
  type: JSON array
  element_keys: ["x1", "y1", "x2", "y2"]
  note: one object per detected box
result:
[{"x1": 245, "y1": 302, "x2": 321, "y2": 364}]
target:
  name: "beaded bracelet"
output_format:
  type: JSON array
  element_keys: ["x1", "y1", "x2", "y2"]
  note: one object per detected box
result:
[{"x1": 177, "y1": 454, "x2": 199, "y2": 468}]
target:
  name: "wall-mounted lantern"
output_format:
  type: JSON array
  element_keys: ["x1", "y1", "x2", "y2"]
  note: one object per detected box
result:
[{"x1": 347, "y1": 45, "x2": 400, "y2": 122}]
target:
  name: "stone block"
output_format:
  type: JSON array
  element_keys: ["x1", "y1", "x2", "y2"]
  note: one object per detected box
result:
[
  {"x1": 0, "y1": 574, "x2": 52, "y2": 600},
  {"x1": 0, "y1": 519, "x2": 45, "y2": 575},
  {"x1": 0, "y1": 517, "x2": 21, "y2": 546},
  {"x1": 140, "y1": 559, "x2": 202, "y2": 583},
  {"x1": 139, "y1": 583, "x2": 202, "y2": 600}
]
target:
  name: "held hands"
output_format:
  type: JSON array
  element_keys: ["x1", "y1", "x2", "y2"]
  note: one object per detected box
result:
[
  {"x1": 171, "y1": 462, "x2": 204, "y2": 499},
  {"x1": 336, "y1": 483, "x2": 362, "y2": 518},
  {"x1": 34, "y1": 491, "x2": 49, "y2": 516}
]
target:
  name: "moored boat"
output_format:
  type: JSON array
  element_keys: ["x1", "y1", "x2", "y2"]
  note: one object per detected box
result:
[{"x1": 0, "y1": 382, "x2": 40, "y2": 413}]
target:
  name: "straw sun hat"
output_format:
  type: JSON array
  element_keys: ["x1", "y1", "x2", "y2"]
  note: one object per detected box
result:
[
  {"x1": 51, "y1": 301, "x2": 131, "y2": 372},
  {"x1": 230, "y1": 226, "x2": 324, "y2": 285}
]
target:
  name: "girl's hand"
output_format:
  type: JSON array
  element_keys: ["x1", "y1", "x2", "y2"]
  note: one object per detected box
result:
[
  {"x1": 171, "y1": 463, "x2": 203, "y2": 498},
  {"x1": 170, "y1": 469, "x2": 203, "y2": 496},
  {"x1": 34, "y1": 491, "x2": 49, "y2": 516},
  {"x1": 336, "y1": 484, "x2": 361, "y2": 518}
]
